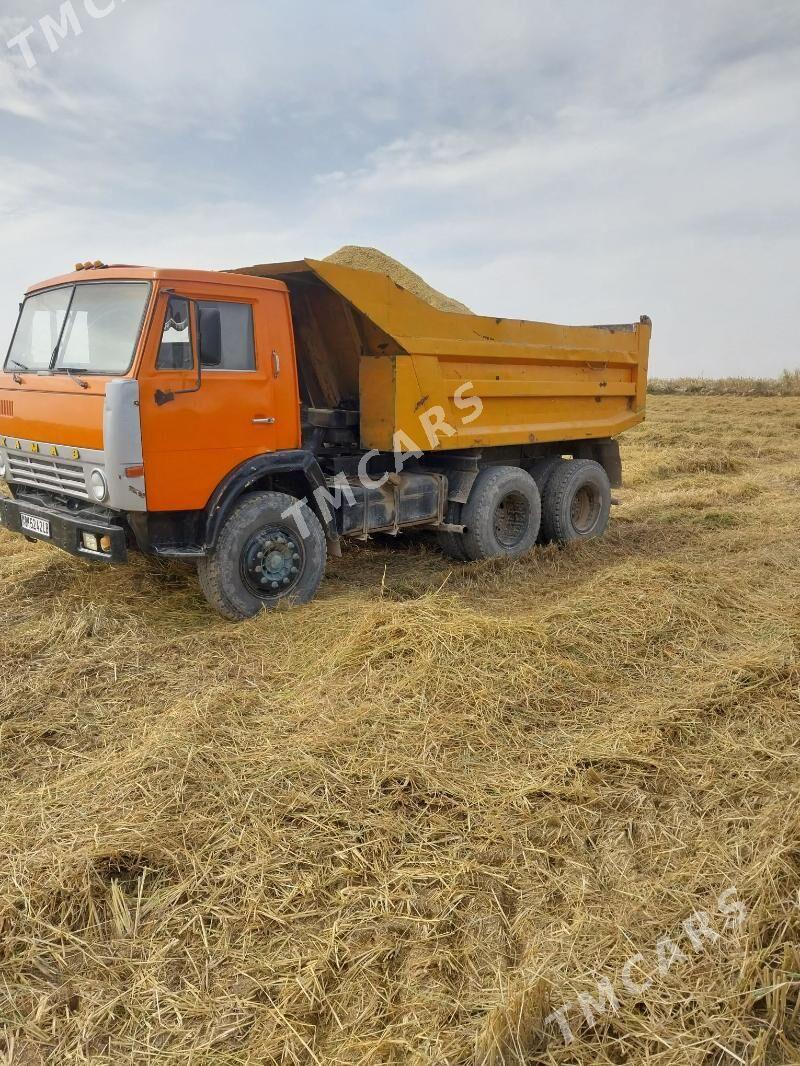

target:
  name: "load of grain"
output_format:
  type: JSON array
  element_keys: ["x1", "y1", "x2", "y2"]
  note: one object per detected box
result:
[{"x1": 325, "y1": 245, "x2": 473, "y2": 314}]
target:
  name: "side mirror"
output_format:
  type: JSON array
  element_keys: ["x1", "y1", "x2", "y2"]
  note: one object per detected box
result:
[{"x1": 198, "y1": 307, "x2": 223, "y2": 368}]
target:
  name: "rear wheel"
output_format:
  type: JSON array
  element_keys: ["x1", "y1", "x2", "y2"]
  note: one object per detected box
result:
[
  {"x1": 461, "y1": 466, "x2": 541, "y2": 562},
  {"x1": 526, "y1": 456, "x2": 565, "y2": 543},
  {"x1": 540, "y1": 460, "x2": 612, "y2": 545},
  {"x1": 527, "y1": 456, "x2": 563, "y2": 496},
  {"x1": 437, "y1": 501, "x2": 470, "y2": 561},
  {"x1": 198, "y1": 491, "x2": 327, "y2": 621}
]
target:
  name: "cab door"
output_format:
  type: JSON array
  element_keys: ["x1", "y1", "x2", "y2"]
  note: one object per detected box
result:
[{"x1": 139, "y1": 285, "x2": 279, "y2": 512}]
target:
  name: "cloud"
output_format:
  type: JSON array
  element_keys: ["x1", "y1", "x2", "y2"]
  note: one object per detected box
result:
[
  {"x1": 0, "y1": 0, "x2": 798, "y2": 375},
  {"x1": 0, "y1": 62, "x2": 43, "y2": 120}
]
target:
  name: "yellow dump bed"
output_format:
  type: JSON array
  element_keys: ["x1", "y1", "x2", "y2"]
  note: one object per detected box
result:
[{"x1": 234, "y1": 259, "x2": 651, "y2": 452}]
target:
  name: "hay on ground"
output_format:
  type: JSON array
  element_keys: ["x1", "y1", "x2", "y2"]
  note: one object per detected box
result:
[{"x1": 0, "y1": 395, "x2": 799, "y2": 1064}]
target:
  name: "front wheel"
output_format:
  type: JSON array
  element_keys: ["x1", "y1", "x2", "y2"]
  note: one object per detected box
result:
[{"x1": 198, "y1": 491, "x2": 327, "y2": 621}]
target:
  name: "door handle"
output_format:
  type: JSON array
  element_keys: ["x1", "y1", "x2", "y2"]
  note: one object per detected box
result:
[
  {"x1": 252, "y1": 417, "x2": 276, "y2": 425},
  {"x1": 272, "y1": 350, "x2": 281, "y2": 377}
]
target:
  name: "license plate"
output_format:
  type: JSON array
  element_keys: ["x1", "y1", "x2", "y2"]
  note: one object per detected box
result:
[{"x1": 20, "y1": 513, "x2": 51, "y2": 538}]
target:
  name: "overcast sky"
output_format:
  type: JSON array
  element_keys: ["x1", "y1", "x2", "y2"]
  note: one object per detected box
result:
[{"x1": 1, "y1": 0, "x2": 798, "y2": 376}]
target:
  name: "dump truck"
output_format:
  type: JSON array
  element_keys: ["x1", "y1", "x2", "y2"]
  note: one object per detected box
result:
[{"x1": 0, "y1": 259, "x2": 651, "y2": 619}]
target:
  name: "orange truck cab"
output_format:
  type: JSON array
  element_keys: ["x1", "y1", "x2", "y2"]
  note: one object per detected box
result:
[{"x1": 0, "y1": 261, "x2": 651, "y2": 619}]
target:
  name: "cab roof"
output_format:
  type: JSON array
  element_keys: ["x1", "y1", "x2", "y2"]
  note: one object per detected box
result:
[{"x1": 26, "y1": 265, "x2": 289, "y2": 296}]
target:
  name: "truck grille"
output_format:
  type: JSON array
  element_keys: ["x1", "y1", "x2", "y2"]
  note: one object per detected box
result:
[{"x1": 7, "y1": 453, "x2": 88, "y2": 500}]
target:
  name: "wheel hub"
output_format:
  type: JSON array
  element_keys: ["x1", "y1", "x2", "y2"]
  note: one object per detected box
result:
[
  {"x1": 242, "y1": 529, "x2": 303, "y2": 596},
  {"x1": 493, "y1": 490, "x2": 530, "y2": 548},
  {"x1": 570, "y1": 486, "x2": 600, "y2": 534}
]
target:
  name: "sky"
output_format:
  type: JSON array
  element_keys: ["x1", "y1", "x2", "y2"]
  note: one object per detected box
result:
[{"x1": 1, "y1": 0, "x2": 798, "y2": 377}]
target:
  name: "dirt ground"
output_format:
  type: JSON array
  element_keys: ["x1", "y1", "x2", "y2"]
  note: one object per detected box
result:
[{"x1": 1, "y1": 395, "x2": 799, "y2": 1065}]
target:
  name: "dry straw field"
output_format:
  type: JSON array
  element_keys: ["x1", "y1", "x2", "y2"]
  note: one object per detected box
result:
[{"x1": 1, "y1": 394, "x2": 799, "y2": 1065}]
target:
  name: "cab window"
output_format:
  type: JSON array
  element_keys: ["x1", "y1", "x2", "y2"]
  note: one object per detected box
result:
[
  {"x1": 197, "y1": 301, "x2": 255, "y2": 370},
  {"x1": 157, "y1": 297, "x2": 193, "y2": 370}
]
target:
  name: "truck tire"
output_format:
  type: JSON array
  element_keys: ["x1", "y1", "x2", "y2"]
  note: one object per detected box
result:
[
  {"x1": 540, "y1": 459, "x2": 611, "y2": 545},
  {"x1": 197, "y1": 491, "x2": 327, "y2": 621},
  {"x1": 461, "y1": 466, "x2": 541, "y2": 562},
  {"x1": 527, "y1": 456, "x2": 563, "y2": 495},
  {"x1": 526, "y1": 456, "x2": 564, "y2": 542},
  {"x1": 437, "y1": 501, "x2": 470, "y2": 561}
]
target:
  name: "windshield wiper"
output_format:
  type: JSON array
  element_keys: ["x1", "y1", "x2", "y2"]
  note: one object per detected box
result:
[
  {"x1": 60, "y1": 367, "x2": 90, "y2": 390},
  {"x1": 7, "y1": 358, "x2": 27, "y2": 383}
]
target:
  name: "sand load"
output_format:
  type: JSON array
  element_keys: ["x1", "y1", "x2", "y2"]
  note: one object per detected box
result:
[{"x1": 324, "y1": 245, "x2": 474, "y2": 314}]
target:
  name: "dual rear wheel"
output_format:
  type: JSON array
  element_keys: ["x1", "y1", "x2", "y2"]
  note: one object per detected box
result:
[
  {"x1": 540, "y1": 459, "x2": 612, "y2": 544},
  {"x1": 438, "y1": 459, "x2": 612, "y2": 562}
]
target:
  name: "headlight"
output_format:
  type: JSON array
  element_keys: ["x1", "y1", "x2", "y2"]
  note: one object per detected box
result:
[
  {"x1": 0, "y1": 453, "x2": 6, "y2": 480},
  {"x1": 90, "y1": 469, "x2": 108, "y2": 502}
]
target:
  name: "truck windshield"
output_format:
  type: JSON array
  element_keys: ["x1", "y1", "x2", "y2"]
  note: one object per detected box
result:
[{"x1": 6, "y1": 282, "x2": 151, "y2": 375}]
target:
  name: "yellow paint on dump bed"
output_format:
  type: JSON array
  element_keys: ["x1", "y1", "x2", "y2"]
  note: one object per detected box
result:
[{"x1": 234, "y1": 258, "x2": 652, "y2": 453}]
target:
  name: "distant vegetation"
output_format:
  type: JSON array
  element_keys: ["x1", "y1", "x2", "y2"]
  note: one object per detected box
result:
[{"x1": 649, "y1": 368, "x2": 800, "y2": 396}]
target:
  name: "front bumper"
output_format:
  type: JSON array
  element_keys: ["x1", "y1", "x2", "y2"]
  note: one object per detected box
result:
[{"x1": 0, "y1": 496, "x2": 128, "y2": 564}]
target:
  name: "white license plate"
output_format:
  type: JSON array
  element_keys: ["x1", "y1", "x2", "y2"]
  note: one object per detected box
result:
[{"x1": 20, "y1": 513, "x2": 51, "y2": 538}]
